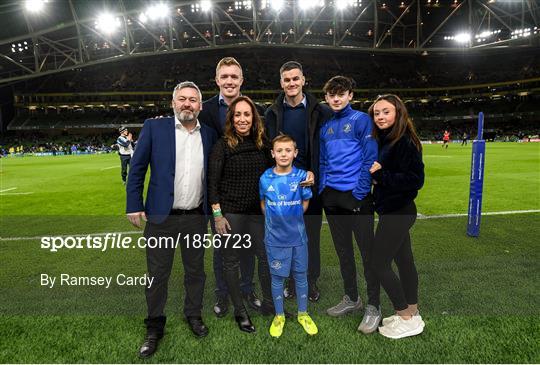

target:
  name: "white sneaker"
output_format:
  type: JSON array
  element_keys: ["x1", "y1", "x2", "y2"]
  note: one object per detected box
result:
[
  {"x1": 382, "y1": 315, "x2": 398, "y2": 326},
  {"x1": 382, "y1": 311, "x2": 421, "y2": 326},
  {"x1": 379, "y1": 315, "x2": 425, "y2": 339}
]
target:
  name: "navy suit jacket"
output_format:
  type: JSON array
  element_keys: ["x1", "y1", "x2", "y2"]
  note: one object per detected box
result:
[{"x1": 126, "y1": 117, "x2": 218, "y2": 224}]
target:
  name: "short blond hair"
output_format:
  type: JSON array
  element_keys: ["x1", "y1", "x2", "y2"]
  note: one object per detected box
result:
[
  {"x1": 272, "y1": 134, "x2": 297, "y2": 149},
  {"x1": 215, "y1": 57, "x2": 243, "y2": 77}
]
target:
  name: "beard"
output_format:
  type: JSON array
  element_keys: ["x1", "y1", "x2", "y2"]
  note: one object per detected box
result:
[{"x1": 174, "y1": 108, "x2": 199, "y2": 123}]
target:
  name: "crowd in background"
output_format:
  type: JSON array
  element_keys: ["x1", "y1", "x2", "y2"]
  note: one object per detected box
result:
[
  {"x1": 13, "y1": 48, "x2": 540, "y2": 93},
  {"x1": 2, "y1": 117, "x2": 538, "y2": 157},
  {"x1": 4, "y1": 47, "x2": 540, "y2": 153},
  {"x1": 0, "y1": 132, "x2": 117, "y2": 156}
]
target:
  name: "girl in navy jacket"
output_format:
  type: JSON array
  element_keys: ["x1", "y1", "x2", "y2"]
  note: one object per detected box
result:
[{"x1": 368, "y1": 94, "x2": 425, "y2": 339}]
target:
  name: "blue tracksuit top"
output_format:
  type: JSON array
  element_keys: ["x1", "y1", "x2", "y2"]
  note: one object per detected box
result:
[{"x1": 319, "y1": 104, "x2": 378, "y2": 200}]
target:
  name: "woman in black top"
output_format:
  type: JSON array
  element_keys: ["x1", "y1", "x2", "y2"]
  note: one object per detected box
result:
[
  {"x1": 367, "y1": 94, "x2": 426, "y2": 339},
  {"x1": 208, "y1": 96, "x2": 273, "y2": 333}
]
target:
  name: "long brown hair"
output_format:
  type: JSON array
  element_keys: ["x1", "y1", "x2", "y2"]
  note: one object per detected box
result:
[
  {"x1": 368, "y1": 94, "x2": 422, "y2": 152},
  {"x1": 224, "y1": 96, "x2": 265, "y2": 150}
]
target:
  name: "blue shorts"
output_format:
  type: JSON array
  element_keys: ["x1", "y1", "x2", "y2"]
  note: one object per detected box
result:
[{"x1": 265, "y1": 244, "x2": 308, "y2": 277}]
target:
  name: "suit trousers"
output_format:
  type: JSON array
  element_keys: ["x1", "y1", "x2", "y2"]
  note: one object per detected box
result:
[{"x1": 143, "y1": 211, "x2": 207, "y2": 330}]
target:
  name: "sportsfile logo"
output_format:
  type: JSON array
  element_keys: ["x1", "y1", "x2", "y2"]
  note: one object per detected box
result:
[{"x1": 40, "y1": 233, "x2": 252, "y2": 252}]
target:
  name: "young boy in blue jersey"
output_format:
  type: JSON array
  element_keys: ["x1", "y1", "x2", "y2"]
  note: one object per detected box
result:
[
  {"x1": 260, "y1": 134, "x2": 318, "y2": 337},
  {"x1": 319, "y1": 76, "x2": 382, "y2": 334}
]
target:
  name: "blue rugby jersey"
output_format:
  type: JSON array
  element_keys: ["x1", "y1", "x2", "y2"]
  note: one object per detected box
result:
[{"x1": 259, "y1": 166, "x2": 313, "y2": 247}]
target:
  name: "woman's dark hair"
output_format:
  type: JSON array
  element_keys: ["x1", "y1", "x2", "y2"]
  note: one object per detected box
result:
[
  {"x1": 368, "y1": 94, "x2": 422, "y2": 152},
  {"x1": 224, "y1": 96, "x2": 265, "y2": 150}
]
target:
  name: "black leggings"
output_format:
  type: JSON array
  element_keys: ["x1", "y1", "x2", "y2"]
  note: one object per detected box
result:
[
  {"x1": 221, "y1": 214, "x2": 272, "y2": 315},
  {"x1": 371, "y1": 202, "x2": 418, "y2": 311}
]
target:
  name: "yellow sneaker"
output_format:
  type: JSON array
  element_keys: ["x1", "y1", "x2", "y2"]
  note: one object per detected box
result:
[
  {"x1": 269, "y1": 315, "x2": 285, "y2": 338},
  {"x1": 297, "y1": 313, "x2": 318, "y2": 335}
]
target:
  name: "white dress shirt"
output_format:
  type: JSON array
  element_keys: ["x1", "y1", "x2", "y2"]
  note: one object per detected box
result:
[{"x1": 173, "y1": 118, "x2": 204, "y2": 210}]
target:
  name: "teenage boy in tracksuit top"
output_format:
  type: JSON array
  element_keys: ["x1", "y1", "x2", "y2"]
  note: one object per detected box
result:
[{"x1": 319, "y1": 76, "x2": 382, "y2": 334}]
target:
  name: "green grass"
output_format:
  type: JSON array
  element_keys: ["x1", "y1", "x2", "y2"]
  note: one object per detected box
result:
[{"x1": 0, "y1": 143, "x2": 539, "y2": 363}]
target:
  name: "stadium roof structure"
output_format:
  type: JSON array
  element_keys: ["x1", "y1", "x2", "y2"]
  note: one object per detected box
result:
[{"x1": 0, "y1": 0, "x2": 539, "y2": 85}]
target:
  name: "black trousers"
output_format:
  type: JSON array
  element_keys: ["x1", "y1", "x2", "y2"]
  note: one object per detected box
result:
[
  {"x1": 304, "y1": 192, "x2": 323, "y2": 284},
  {"x1": 221, "y1": 214, "x2": 272, "y2": 315},
  {"x1": 120, "y1": 154, "x2": 131, "y2": 182},
  {"x1": 322, "y1": 187, "x2": 379, "y2": 307},
  {"x1": 143, "y1": 211, "x2": 207, "y2": 333},
  {"x1": 371, "y1": 202, "x2": 418, "y2": 311}
]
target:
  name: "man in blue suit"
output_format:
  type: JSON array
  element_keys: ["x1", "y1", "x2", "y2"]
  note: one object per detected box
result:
[{"x1": 126, "y1": 81, "x2": 218, "y2": 358}]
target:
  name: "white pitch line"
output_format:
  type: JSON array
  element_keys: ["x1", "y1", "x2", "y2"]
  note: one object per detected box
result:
[
  {"x1": 321, "y1": 209, "x2": 540, "y2": 223},
  {"x1": 0, "y1": 192, "x2": 34, "y2": 196},
  {"x1": 100, "y1": 166, "x2": 118, "y2": 171},
  {"x1": 0, "y1": 187, "x2": 17, "y2": 193},
  {"x1": 0, "y1": 230, "x2": 142, "y2": 242},
  {"x1": 1, "y1": 209, "x2": 538, "y2": 242},
  {"x1": 416, "y1": 209, "x2": 540, "y2": 219}
]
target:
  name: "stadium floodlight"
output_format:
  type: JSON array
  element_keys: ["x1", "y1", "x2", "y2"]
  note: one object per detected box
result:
[
  {"x1": 511, "y1": 28, "x2": 532, "y2": 39},
  {"x1": 299, "y1": 0, "x2": 310, "y2": 10},
  {"x1": 336, "y1": 0, "x2": 354, "y2": 10},
  {"x1": 12, "y1": 42, "x2": 30, "y2": 53},
  {"x1": 24, "y1": 0, "x2": 47, "y2": 13},
  {"x1": 477, "y1": 31, "x2": 491, "y2": 38},
  {"x1": 234, "y1": 0, "x2": 252, "y2": 10},
  {"x1": 146, "y1": 3, "x2": 169, "y2": 20},
  {"x1": 201, "y1": 0, "x2": 212, "y2": 12},
  {"x1": 95, "y1": 13, "x2": 121, "y2": 34},
  {"x1": 299, "y1": 0, "x2": 324, "y2": 10},
  {"x1": 454, "y1": 32, "x2": 470, "y2": 43},
  {"x1": 271, "y1": 0, "x2": 284, "y2": 11},
  {"x1": 474, "y1": 29, "x2": 501, "y2": 42}
]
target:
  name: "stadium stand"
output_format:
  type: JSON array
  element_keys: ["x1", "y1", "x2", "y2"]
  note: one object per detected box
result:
[
  {"x1": 3, "y1": 45, "x2": 540, "y2": 151},
  {"x1": 11, "y1": 47, "x2": 540, "y2": 93}
]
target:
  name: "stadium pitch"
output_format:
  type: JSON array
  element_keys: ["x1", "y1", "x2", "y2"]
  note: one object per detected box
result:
[{"x1": 0, "y1": 143, "x2": 538, "y2": 363}]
